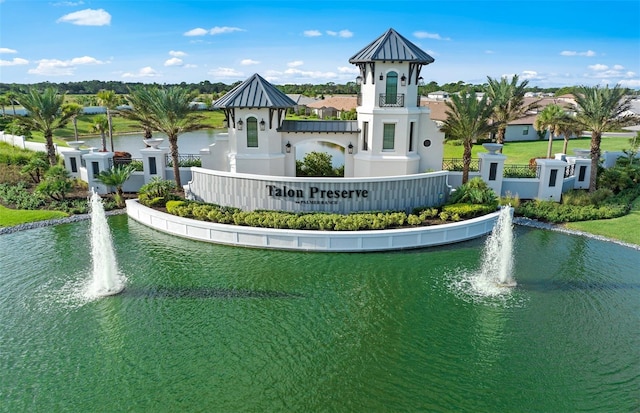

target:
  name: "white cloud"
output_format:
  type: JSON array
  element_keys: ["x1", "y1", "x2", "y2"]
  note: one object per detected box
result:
[
  {"x1": 184, "y1": 27, "x2": 208, "y2": 36},
  {"x1": 560, "y1": 50, "x2": 596, "y2": 57},
  {"x1": 52, "y1": 1, "x2": 85, "y2": 6},
  {"x1": 287, "y1": 60, "x2": 304, "y2": 67},
  {"x1": 185, "y1": 26, "x2": 244, "y2": 36},
  {"x1": 619, "y1": 79, "x2": 640, "y2": 88},
  {"x1": 588, "y1": 64, "x2": 609, "y2": 71},
  {"x1": 169, "y1": 50, "x2": 187, "y2": 57},
  {"x1": 164, "y1": 57, "x2": 183, "y2": 67},
  {"x1": 57, "y1": 8, "x2": 111, "y2": 26},
  {"x1": 613, "y1": 64, "x2": 625, "y2": 70},
  {"x1": 327, "y1": 30, "x2": 353, "y2": 38},
  {"x1": 303, "y1": 30, "x2": 322, "y2": 37},
  {"x1": 122, "y1": 66, "x2": 159, "y2": 78},
  {"x1": 337, "y1": 66, "x2": 359, "y2": 74},
  {"x1": 520, "y1": 70, "x2": 545, "y2": 81},
  {"x1": 485, "y1": 50, "x2": 495, "y2": 54},
  {"x1": 70, "y1": 56, "x2": 103, "y2": 65},
  {"x1": 210, "y1": 26, "x2": 244, "y2": 35},
  {"x1": 0, "y1": 58, "x2": 29, "y2": 66},
  {"x1": 413, "y1": 31, "x2": 450, "y2": 41},
  {"x1": 184, "y1": 64, "x2": 198, "y2": 69},
  {"x1": 28, "y1": 56, "x2": 104, "y2": 75},
  {"x1": 284, "y1": 67, "x2": 338, "y2": 80},
  {"x1": 0, "y1": 47, "x2": 17, "y2": 54},
  {"x1": 208, "y1": 67, "x2": 244, "y2": 77},
  {"x1": 240, "y1": 59, "x2": 260, "y2": 66}
]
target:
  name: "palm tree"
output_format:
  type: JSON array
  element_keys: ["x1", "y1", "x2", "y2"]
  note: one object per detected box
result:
[
  {"x1": 0, "y1": 94, "x2": 8, "y2": 116},
  {"x1": 119, "y1": 86, "x2": 155, "y2": 141},
  {"x1": 96, "y1": 89, "x2": 119, "y2": 152},
  {"x1": 534, "y1": 104, "x2": 570, "y2": 158},
  {"x1": 97, "y1": 164, "x2": 136, "y2": 207},
  {"x1": 123, "y1": 86, "x2": 204, "y2": 189},
  {"x1": 91, "y1": 115, "x2": 109, "y2": 152},
  {"x1": 13, "y1": 86, "x2": 74, "y2": 166},
  {"x1": 440, "y1": 90, "x2": 497, "y2": 184},
  {"x1": 485, "y1": 75, "x2": 538, "y2": 148},
  {"x1": 572, "y1": 85, "x2": 637, "y2": 192},
  {"x1": 6, "y1": 91, "x2": 18, "y2": 116},
  {"x1": 62, "y1": 102, "x2": 84, "y2": 142},
  {"x1": 555, "y1": 120, "x2": 583, "y2": 155}
]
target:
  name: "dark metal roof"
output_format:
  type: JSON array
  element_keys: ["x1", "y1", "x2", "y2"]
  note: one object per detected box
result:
[
  {"x1": 349, "y1": 28, "x2": 435, "y2": 64},
  {"x1": 213, "y1": 73, "x2": 297, "y2": 109},
  {"x1": 278, "y1": 120, "x2": 360, "y2": 133}
]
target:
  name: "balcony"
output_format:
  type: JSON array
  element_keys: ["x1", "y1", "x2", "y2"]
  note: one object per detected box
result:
[{"x1": 379, "y1": 93, "x2": 405, "y2": 107}]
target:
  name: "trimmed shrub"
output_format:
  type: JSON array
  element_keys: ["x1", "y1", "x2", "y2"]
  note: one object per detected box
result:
[{"x1": 441, "y1": 203, "x2": 496, "y2": 219}]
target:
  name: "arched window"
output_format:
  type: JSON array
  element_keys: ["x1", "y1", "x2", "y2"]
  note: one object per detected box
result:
[
  {"x1": 247, "y1": 117, "x2": 258, "y2": 147},
  {"x1": 385, "y1": 71, "x2": 398, "y2": 105}
]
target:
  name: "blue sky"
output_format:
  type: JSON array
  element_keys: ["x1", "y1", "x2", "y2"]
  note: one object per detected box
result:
[{"x1": 1, "y1": 0, "x2": 639, "y2": 88}]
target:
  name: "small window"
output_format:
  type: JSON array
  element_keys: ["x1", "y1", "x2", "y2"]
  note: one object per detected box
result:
[
  {"x1": 149, "y1": 157, "x2": 157, "y2": 175},
  {"x1": 362, "y1": 121, "x2": 369, "y2": 151},
  {"x1": 489, "y1": 162, "x2": 498, "y2": 181},
  {"x1": 409, "y1": 122, "x2": 415, "y2": 152},
  {"x1": 549, "y1": 169, "x2": 558, "y2": 187},
  {"x1": 247, "y1": 117, "x2": 258, "y2": 147},
  {"x1": 70, "y1": 157, "x2": 78, "y2": 173},
  {"x1": 383, "y1": 124, "x2": 395, "y2": 150},
  {"x1": 92, "y1": 161, "x2": 100, "y2": 178},
  {"x1": 578, "y1": 165, "x2": 587, "y2": 181},
  {"x1": 523, "y1": 126, "x2": 529, "y2": 135}
]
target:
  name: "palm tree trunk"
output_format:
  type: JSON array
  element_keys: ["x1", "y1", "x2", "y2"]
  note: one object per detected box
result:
[
  {"x1": 101, "y1": 131, "x2": 107, "y2": 152},
  {"x1": 496, "y1": 127, "x2": 506, "y2": 153},
  {"x1": 45, "y1": 132, "x2": 57, "y2": 166},
  {"x1": 169, "y1": 136, "x2": 182, "y2": 189},
  {"x1": 73, "y1": 117, "x2": 79, "y2": 141},
  {"x1": 462, "y1": 142, "x2": 472, "y2": 184},
  {"x1": 107, "y1": 110, "x2": 114, "y2": 152},
  {"x1": 546, "y1": 130, "x2": 554, "y2": 158},
  {"x1": 562, "y1": 137, "x2": 569, "y2": 155},
  {"x1": 589, "y1": 131, "x2": 601, "y2": 192}
]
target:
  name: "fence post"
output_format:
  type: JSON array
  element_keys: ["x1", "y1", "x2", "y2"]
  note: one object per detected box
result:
[
  {"x1": 572, "y1": 157, "x2": 591, "y2": 190},
  {"x1": 478, "y1": 151, "x2": 506, "y2": 197},
  {"x1": 535, "y1": 159, "x2": 567, "y2": 202},
  {"x1": 140, "y1": 141, "x2": 169, "y2": 184},
  {"x1": 82, "y1": 149, "x2": 114, "y2": 194}
]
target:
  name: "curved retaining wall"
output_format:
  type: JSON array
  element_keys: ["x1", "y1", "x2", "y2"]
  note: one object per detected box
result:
[
  {"x1": 186, "y1": 168, "x2": 450, "y2": 214},
  {"x1": 126, "y1": 199, "x2": 500, "y2": 252}
]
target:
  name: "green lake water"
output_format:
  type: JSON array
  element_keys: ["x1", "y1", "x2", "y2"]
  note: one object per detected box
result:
[{"x1": 1, "y1": 215, "x2": 638, "y2": 412}]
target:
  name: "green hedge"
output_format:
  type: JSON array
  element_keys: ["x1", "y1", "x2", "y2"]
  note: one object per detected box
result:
[{"x1": 163, "y1": 200, "x2": 497, "y2": 231}]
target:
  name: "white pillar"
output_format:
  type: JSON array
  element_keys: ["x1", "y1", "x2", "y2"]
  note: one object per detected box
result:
[
  {"x1": 62, "y1": 148, "x2": 83, "y2": 180},
  {"x1": 82, "y1": 150, "x2": 114, "y2": 194},
  {"x1": 140, "y1": 146, "x2": 169, "y2": 183},
  {"x1": 535, "y1": 159, "x2": 567, "y2": 202},
  {"x1": 478, "y1": 152, "x2": 506, "y2": 196},
  {"x1": 572, "y1": 158, "x2": 592, "y2": 190}
]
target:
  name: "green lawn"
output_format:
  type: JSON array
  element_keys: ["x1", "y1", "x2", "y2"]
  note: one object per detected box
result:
[
  {"x1": 564, "y1": 196, "x2": 640, "y2": 246},
  {"x1": 443, "y1": 136, "x2": 631, "y2": 165},
  {"x1": 0, "y1": 204, "x2": 68, "y2": 227}
]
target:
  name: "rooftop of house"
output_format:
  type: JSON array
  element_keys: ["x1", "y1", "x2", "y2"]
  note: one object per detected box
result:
[{"x1": 306, "y1": 95, "x2": 359, "y2": 111}]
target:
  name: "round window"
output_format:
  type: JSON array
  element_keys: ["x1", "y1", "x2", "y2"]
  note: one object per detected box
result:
[{"x1": 423, "y1": 139, "x2": 432, "y2": 147}]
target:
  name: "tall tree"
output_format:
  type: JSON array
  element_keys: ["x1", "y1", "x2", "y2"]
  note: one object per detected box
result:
[
  {"x1": 534, "y1": 104, "x2": 570, "y2": 158},
  {"x1": 440, "y1": 90, "x2": 497, "y2": 184},
  {"x1": 14, "y1": 87, "x2": 73, "y2": 166},
  {"x1": 572, "y1": 85, "x2": 637, "y2": 192},
  {"x1": 5, "y1": 91, "x2": 18, "y2": 115},
  {"x1": 555, "y1": 119, "x2": 583, "y2": 155},
  {"x1": 62, "y1": 102, "x2": 84, "y2": 141},
  {"x1": 118, "y1": 86, "x2": 155, "y2": 140},
  {"x1": 485, "y1": 75, "x2": 538, "y2": 148},
  {"x1": 0, "y1": 94, "x2": 8, "y2": 116},
  {"x1": 123, "y1": 86, "x2": 204, "y2": 189},
  {"x1": 91, "y1": 115, "x2": 109, "y2": 152},
  {"x1": 96, "y1": 89, "x2": 119, "y2": 152}
]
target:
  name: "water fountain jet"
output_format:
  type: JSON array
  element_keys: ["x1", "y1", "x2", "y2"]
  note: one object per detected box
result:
[
  {"x1": 87, "y1": 190, "x2": 125, "y2": 297},
  {"x1": 471, "y1": 206, "x2": 516, "y2": 294}
]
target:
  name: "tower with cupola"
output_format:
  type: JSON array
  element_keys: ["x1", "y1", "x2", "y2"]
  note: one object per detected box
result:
[{"x1": 349, "y1": 28, "x2": 444, "y2": 176}]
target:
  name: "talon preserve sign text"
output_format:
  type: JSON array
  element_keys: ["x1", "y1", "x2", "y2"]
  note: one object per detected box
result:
[{"x1": 266, "y1": 184, "x2": 369, "y2": 200}]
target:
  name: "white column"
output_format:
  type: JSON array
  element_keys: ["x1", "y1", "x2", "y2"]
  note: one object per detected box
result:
[
  {"x1": 82, "y1": 150, "x2": 114, "y2": 194},
  {"x1": 62, "y1": 148, "x2": 84, "y2": 180},
  {"x1": 535, "y1": 159, "x2": 567, "y2": 202},
  {"x1": 140, "y1": 146, "x2": 169, "y2": 183},
  {"x1": 478, "y1": 152, "x2": 506, "y2": 196},
  {"x1": 572, "y1": 158, "x2": 592, "y2": 190}
]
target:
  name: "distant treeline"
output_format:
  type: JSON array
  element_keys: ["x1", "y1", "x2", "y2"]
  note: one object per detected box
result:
[{"x1": 1, "y1": 79, "x2": 634, "y2": 99}]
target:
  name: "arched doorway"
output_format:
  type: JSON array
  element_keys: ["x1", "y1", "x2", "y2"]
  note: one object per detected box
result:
[{"x1": 385, "y1": 71, "x2": 398, "y2": 105}]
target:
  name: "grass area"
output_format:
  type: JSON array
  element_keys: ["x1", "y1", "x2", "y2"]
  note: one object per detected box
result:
[
  {"x1": 0, "y1": 204, "x2": 68, "y2": 227},
  {"x1": 25, "y1": 110, "x2": 226, "y2": 146},
  {"x1": 564, "y1": 196, "x2": 640, "y2": 246},
  {"x1": 443, "y1": 136, "x2": 632, "y2": 164}
]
